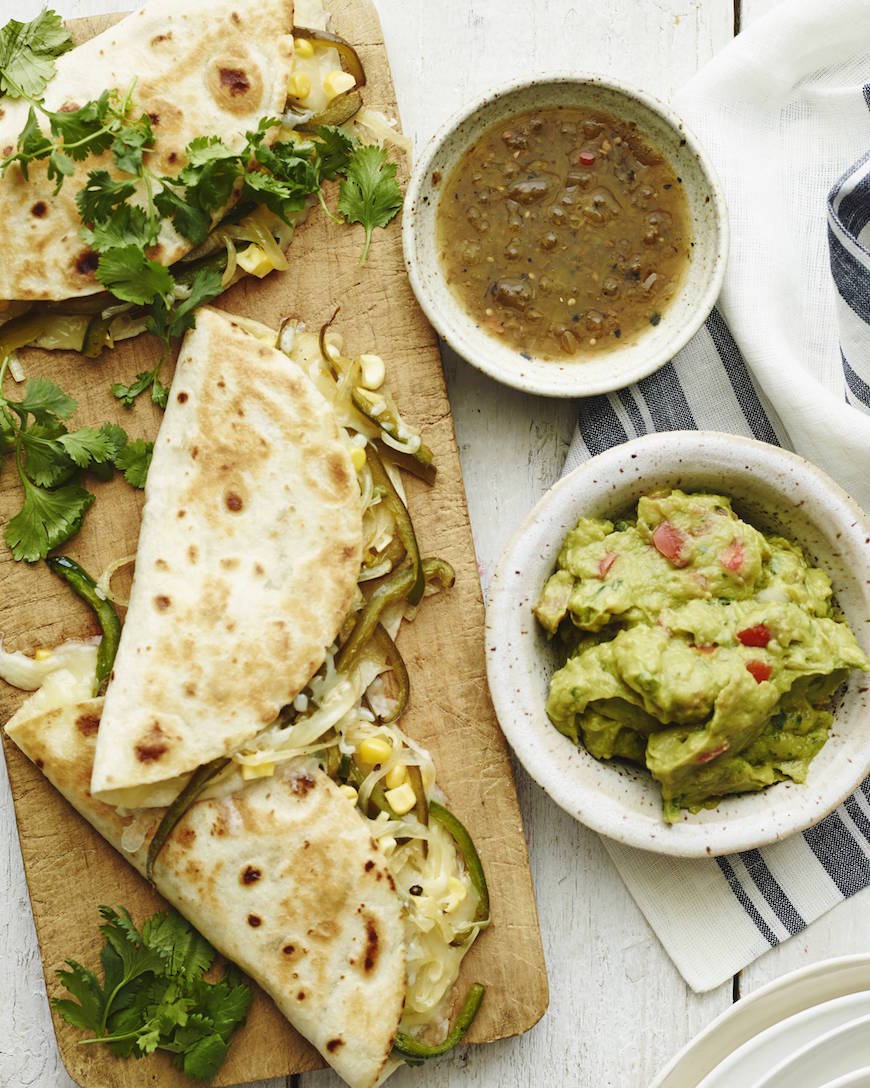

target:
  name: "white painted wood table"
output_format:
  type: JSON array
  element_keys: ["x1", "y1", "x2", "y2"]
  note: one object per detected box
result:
[{"x1": 5, "y1": 1, "x2": 870, "y2": 1086}]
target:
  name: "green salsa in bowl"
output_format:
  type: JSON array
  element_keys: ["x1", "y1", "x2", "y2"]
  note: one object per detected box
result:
[{"x1": 485, "y1": 433, "x2": 870, "y2": 857}]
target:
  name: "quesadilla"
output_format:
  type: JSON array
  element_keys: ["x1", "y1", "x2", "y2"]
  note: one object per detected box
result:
[
  {"x1": 0, "y1": 0, "x2": 396, "y2": 364},
  {"x1": 6, "y1": 699, "x2": 407, "y2": 1088},
  {"x1": 91, "y1": 306, "x2": 363, "y2": 804},
  {"x1": 0, "y1": 0, "x2": 295, "y2": 303},
  {"x1": 2, "y1": 306, "x2": 490, "y2": 1084}
]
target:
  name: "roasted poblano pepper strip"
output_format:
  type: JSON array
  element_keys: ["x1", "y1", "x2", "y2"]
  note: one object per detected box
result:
[
  {"x1": 367, "y1": 445, "x2": 424, "y2": 605},
  {"x1": 145, "y1": 756, "x2": 230, "y2": 882},
  {"x1": 82, "y1": 312, "x2": 113, "y2": 358},
  {"x1": 370, "y1": 623, "x2": 409, "y2": 724},
  {"x1": 0, "y1": 310, "x2": 57, "y2": 359},
  {"x1": 354, "y1": 389, "x2": 435, "y2": 472},
  {"x1": 292, "y1": 26, "x2": 367, "y2": 86},
  {"x1": 336, "y1": 557, "x2": 454, "y2": 676},
  {"x1": 45, "y1": 556, "x2": 122, "y2": 697},
  {"x1": 299, "y1": 88, "x2": 363, "y2": 130},
  {"x1": 405, "y1": 762, "x2": 429, "y2": 854},
  {"x1": 374, "y1": 439, "x2": 436, "y2": 486},
  {"x1": 430, "y1": 800, "x2": 490, "y2": 938},
  {"x1": 359, "y1": 535, "x2": 406, "y2": 582},
  {"x1": 393, "y1": 983, "x2": 485, "y2": 1063}
]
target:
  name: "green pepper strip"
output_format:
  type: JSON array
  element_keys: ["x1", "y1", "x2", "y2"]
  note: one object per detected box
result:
[
  {"x1": 336, "y1": 557, "x2": 454, "y2": 677},
  {"x1": 293, "y1": 27, "x2": 367, "y2": 86},
  {"x1": 374, "y1": 439, "x2": 436, "y2": 486},
  {"x1": 367, "y1": 445, "x2": 424, "y2": 606},
  {"x1": 430, "y1": 800, "x2": 490, "y2": 940},
  {"x1": 344, "y1": 757, "x2": 393, "y2": 820},
  {"x1": 145, "y1": 757, "x2": 230, "y2": 882},
  {"x1": 0, "y1": 311, "x2": 55, "y2": 361},
  {"x1": 359, "y1": 535, "x2": 406, "y2": 583},
  {"x1": 405, "y1": 762, "x2": 429, "y2": 856},
  {"x1": 45, "y1": 556, "x2": 122, "y2": 697},
  {"x1": 82, "y1": 313, "x2": 113, "y2": 359},
  {"x1": 370, "y1": 623, "x2": 409, "y2": 724},
  {"x1": 298, "y1": 88, "x2": 363, "y2": 131},
  {"x1": 393, "y1": 983, "x2": 485, "y2": 1063}
]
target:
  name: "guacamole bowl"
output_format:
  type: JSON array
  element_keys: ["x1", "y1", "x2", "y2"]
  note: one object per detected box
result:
[{"x1": 485, "y1": 432, "x2": 870, "y2": 857}]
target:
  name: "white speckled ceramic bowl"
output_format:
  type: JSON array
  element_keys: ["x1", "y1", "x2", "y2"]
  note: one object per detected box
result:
[
  {"x1": 403, "y1": 75, "x2": 728, "y2": 398},
  {"x1": 485, "y1": 432, "x2": 870, "y2": 857}
]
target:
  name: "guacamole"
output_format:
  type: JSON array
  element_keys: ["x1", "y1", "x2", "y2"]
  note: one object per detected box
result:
[{"x1": 534, "y1": 490, "x2": 870, "y2": 822}]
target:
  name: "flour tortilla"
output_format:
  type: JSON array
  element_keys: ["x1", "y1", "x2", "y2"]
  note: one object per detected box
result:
[
  {"x1": 5, "y1": 700, "x2": 405, "y2": 1088},
  {"x1": 0, "y1": 0, "x2": 294, "y2": 302},
  {"x1": 91, "y1": 307, "x2": 363, "y2": 803}
]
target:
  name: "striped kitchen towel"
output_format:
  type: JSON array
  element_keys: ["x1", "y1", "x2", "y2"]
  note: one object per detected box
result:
[{"x1": 562, "y1": 0, "x2": 870, "y2": 993}]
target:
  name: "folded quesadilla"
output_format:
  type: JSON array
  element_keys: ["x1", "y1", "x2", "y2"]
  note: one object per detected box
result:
[
  {"x1": 6, "y1": 699, "x2": 407, "y2": 1088},
  {"x1": 0, "y1": 0, "x2": 295, "y2": 303},
  {"x1": 2, "y1": 306, "x2": 489, "y2": 1084},
  {"x1": 91, "y1": 306, "x2": 363, "y2": 803}
]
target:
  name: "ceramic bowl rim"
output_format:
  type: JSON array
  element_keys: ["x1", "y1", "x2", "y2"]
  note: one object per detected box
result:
[{"x1": 402, "y1": 72, "x2": 729, "y2": 398}]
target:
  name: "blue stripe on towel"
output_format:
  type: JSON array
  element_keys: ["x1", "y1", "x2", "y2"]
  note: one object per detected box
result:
[
  {"x1": 803, "y1": 812, "x2": 870, "y2": 896},
  {"x1": 577, "y1": 395, "x2": 627, "y2": 455},
  {"x1": 842, "y1": 351, "x2": 870, "y2": 406},
  {"x1": 636, "y1": 361, "x2": 697, "y2": 430},
  {"x1": 706, "y1": 310, "x2": 781, "y2": 444},
  {"x1": 715, "y1": 857, "x2": 778, "y2": 946},
  {"x1": 739, "y1": 849, "x2": 805, "y2": 935},
  {"x1": 828, "y1": 227, "x2": 870, "y2": 325}
]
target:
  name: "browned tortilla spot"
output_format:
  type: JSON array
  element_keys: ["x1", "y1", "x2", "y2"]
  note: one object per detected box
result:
[
  {"x1": 225, "y1": 491, "x2": 243, "y2": 512},
  {"x1": 154, "y1": 595, "x2": 171, "y2": 611},
  {"x1": 326, "y1": 1038, "x2": 344, "y2": 1052},
  {"x1": 74, "y1": 250, "x2": 99, "y2": 275},
  {"x1": 363, "y1": 916, "x2": 379, "y2": 973},
  {"x1": 75, "y1": 714, "x2": 100, "y2": 737},
  {"x1": 364, "y1": 860, "x2": 375, "y2": 872},
  {"x1": 177, "y1": 391, "x2": 189, "y2": 403},
  {"x1": 135, "y1": 723, "x2": 168, "y2": 763},
  {"x1": 31, "y1": 201, "x2": 47, "y2": 217},
  {"x1": 247, "y1": 914, "x2": 262, "y2": 927},
  {"x1": 242, "y1": 865, "x2": 261, "y2": 884}
]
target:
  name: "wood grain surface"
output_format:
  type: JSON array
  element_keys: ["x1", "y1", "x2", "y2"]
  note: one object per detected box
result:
[{"x1": 0, "y1": 4, "x2": 547, "y2": 1086}]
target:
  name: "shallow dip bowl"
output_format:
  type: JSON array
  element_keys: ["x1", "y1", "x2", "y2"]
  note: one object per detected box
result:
[
  {"x1": 485, "y1": 432, "x2": 870, "y2": 857},
  {"x1": 403, "y1": 76, "x2": 728, "y2": 398}
]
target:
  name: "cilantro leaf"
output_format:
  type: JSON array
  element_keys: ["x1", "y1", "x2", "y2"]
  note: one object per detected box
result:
[
  {"x1": 53, "y1": 905, "x2": 250, "y2": 1083},
  {"x1": 5, "y1": 478, "x2": 94, "y2": 562},
  {"x1": 52, "y1": 960, "x2": 104, "y2": 1034},
  {"x1": 77, "y1": 169, "x2": 137, "y2": 224},
  {"x1": 153, "y1": 184, "x2": 211, "y2": 245},
  {"x1": 182, "y1": 1034, "x2": 229, "y2": 1081},
  {"x1": 17, "y1": 377, "x2": 76, "y2": 420},
  {"x1": 8, "y1": 106, "x2": 52, "y2": 178},
  {"x1": 114, "y1": 438, "x2": 152, "y2": 487},
  {"x1": 315, "y1": 125, "x2": 356, "y2": 181},
  {"x1": 0, "y1": 10, "x2": 73, "y2": 100},
  {"x1": 142, "y1": 913, "x2": 214, "y2": 981},
  {"x1": 110, "y1": 370, "x2": 155, "y2": 409},
  {"x1": 111, "y1": 114, "x2": 153, "y2": 175},
  {"x1": 82, "y1": 203, "x2": 156, "y2": 253},
  {"x1": 46, "y1": 92, "x2": 114, "y2": 161},
  {"x1": 96, "y1": 246, "x2": 173, "y2": 305},
  {"x1": 337, "y1": 144, "x2": 402, "y2": 264},
  {"x1": 58, "y1": 422, "x2": 125, "y2": 468},
  {"x1": 166, "y1": 266, "x2": 223, "y2": 340},
  {"x1": 19, "y1": 418, "x2": 75, "y2": 486}
]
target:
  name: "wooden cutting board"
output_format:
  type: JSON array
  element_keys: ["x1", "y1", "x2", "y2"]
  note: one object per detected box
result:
[{"x1": 0, "y1": 3, "x2": 548, "y2": 1086}]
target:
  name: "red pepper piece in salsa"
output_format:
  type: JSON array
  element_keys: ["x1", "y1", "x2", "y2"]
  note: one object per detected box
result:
[
  {"x1": 652, "y1": 522, "x2": 688, "y2": 567},
  {"x1": 746, "y1": 660, "x2": 772, "y2": 683},
  {"x1": 737, "y1": 624, "x2": 771, "y2": 648},
  {"x1": 719, "y1": 539, "x2": 745, "y2": 571}
]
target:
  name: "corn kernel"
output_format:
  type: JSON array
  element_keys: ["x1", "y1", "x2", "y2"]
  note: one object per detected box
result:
[
  {"x1": 241, "y1": 761, "x2": 275, "y2": 780},
  {"x1": 34, "y1": 648, "x2": 53, "y2": 661},
  {"x1": 288, "y1": 72, "x2": 312, "y2": 100},
  {"x1": 350, "y1": 446, "x2": 367, "y2": 471},
  {"x1": 379, "y1": 835, "x2": 397, "y2": 857},
  {"x1": 293, "y1": 36, "x2": 314, "y2": 57},
  {"x1": 443, "y1": 877, "x2": 467, "y2": 913},
  {"x1": 358, "y1": 353, "x2": 386, "y2": 390},
  {"x1": 358, "y1": 736, "x2": 392, "y2": 765},
  {"x1": 323, "y1": 69, "x2": 356, "y2": 100},
  {"x1": 385, "y1": 781, "x2": 416, "y2": 815},
  {"x1": 339, "y1": 784, "x2": 358, "y2": 802},
  {"x1": 237, "y1": 244, "x2": 272, "y2": 278},
  {"x1": 385, "y1": 763, "x2": 407, "y2": 789}
]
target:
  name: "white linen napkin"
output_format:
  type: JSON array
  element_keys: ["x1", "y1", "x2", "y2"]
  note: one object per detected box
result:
[{"x1": 562, "y1": 0, "x2": 870, "y2": 992}]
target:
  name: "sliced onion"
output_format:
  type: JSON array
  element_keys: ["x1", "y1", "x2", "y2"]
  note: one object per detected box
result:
[{"x1": 96, "y1": 553, "x2": 137, "y2": 607}]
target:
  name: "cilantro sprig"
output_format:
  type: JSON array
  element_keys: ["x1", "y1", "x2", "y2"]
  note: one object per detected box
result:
[
  {"x1": 0, "y1": 361, "x2": 152, "y2": 562},
  {"x1": 338, "y1": 144, "x2": 403, "y2": 265},
  {"x1": 0, "y1": 9, "x2": 72, "y2": 101},
  {"x1": 53, "y1": 906, "x2": 252, "y2": 1083}
]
